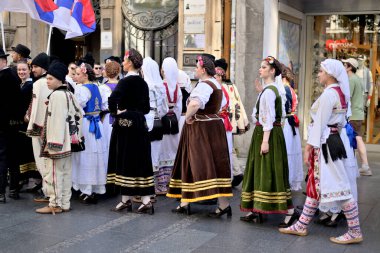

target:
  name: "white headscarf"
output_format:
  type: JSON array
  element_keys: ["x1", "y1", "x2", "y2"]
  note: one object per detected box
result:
[
  {"x1": 142, "y1": 57, "x2": 163, "y2": 88},
  {"x1": 275, "y1": 74, "x2": 287, "y2": 119},
  {"x1": 321, "y1": 59, "x2": 351, "y2": 117},
  {"x1": 177, "y1": 69, "x2": 192, "y2": 93},
  {"x1": 162, "y1": 57, "x2": 179, "y2": 98}
]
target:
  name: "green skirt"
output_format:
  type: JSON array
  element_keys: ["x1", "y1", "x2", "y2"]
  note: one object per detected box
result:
[{"x1": 240, "y1": 125, "x2": 292, "y2": 214}]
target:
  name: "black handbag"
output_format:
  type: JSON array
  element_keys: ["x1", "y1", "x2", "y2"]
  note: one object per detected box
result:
[
  {"x1": 71, "y1": 136, "x2": 85, "y2": 152},
  {"x1": 64, "y1": 91, "x2": 85, "y2": 152},
  {"x1": 161, "y1": 112, "x2": 179, "y2": 135},
  {"x1": 149, "y1": 117, "x2": 164, "y2": 141},
  {"x1": 162, "y1": 83, "x2": 179, "y2": 135}
]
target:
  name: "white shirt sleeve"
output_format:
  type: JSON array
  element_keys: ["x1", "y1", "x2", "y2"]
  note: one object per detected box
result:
[
  {"x1": 307, "y1": 91, "x2": 335, "y2": 148},
  {"x1": 258, "y1": 88, "x2": 276, "y2": 131},
  {"x1": 98, "y1": 85, "x2": 112, "y2": 111},
  {"x1": 189, "y1": 82, "x2": 214, "y2": 110},
  {"x1": 75, "y1": 85, "x2": 92, "y2": 109}
]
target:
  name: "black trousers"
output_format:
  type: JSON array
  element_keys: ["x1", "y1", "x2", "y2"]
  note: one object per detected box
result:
[{"x1": 0, "y1": 130, "x2": 20, "y2": 194}]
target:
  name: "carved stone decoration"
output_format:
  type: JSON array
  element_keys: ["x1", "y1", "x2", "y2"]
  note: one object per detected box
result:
[
  {"x1": 100, "y1": 0, "x2": 116, "y2": 8},
  {"x1": 124, "y1": 20, "x2": 177, "y2": 41},
  {"x1": 122, "y1": 0, "x2": 178, "y2": 31},
  {"x1": 0, "y1": 26, "x2": 17, "y2": 50}
]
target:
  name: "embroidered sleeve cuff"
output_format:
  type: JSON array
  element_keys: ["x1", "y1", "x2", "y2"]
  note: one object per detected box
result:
[{"x1": 48, "y1": 142, "x2": 64, "y2": 151}]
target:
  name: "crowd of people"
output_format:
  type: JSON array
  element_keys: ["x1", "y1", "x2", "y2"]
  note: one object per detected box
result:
[{"x1": 0, "y1": 43, "x2": 370, "y2": 245}]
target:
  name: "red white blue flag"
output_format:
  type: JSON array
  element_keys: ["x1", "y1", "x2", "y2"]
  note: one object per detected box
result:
[{"x1": 0, "y1": 0, "x2": 96, "y2": 39}]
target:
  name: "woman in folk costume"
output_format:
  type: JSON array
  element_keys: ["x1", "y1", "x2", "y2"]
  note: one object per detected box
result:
[
  {"x1": 107, "y1": 49, "x2": 155, "y2": 214},
  {"x1": 214, "y1": 58, "x2": 250, "y2": 187},
  {"x1": 98, "y1": 61, "x2": 121, "y2": 162},
  {"x1": 281, "y1": 66, "x2": 303, "y2": 192},
  {"x1": 17, "y1": 61, "x2": 38, "y2": 191},
  {"x1": 36, "y1": 62, "x2": 83, "y2": 214},
  {"x1": 177, "y1": 69, "x2": 192, "y2": 135},
  {"x1": 279, "y1": 59, "x2": 363, "y2": 244},
  {"x1": 141, "y1": 57, "x2": 169, "y2": 195},
  {"x1": 158, "y1": 58, "x2": 182, "y2": 195},
  {"x1": 167, "y1": 55, "x2": 233, "y2": 217},
  {"x1": 72, "y1": 63, "x2": 108, "y2": 204},
  {"x1": 240, "y1": 56, "x2": 295, "y2": 225},
  {"x1": 214, "y1": 66, "x2": 233, "y2": 179}
]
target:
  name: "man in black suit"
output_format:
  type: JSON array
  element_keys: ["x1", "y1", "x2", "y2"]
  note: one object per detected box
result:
[{"x1": 0, "y1": 48, "x2": 22, "y2": 203}]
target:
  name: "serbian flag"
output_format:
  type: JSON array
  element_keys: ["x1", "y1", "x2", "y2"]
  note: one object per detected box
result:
[
  {"x1": 65, "y1": 0, "x2": 96, "y2": 39},
  {"x1": 0, "y1": 0, "x2": 70, "y2": 31},
  {"x1": 0, "y1": 0, "x2": 96, "y2": 39}
]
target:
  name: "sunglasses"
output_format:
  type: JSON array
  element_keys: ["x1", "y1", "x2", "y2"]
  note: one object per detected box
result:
[{"x1": 94, "y1": 67, "x2": 103, "y2": 70}]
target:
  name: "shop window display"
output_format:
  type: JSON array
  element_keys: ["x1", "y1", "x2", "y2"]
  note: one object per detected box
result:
[{"x1": 312, "y1": 14, "x2": 380, "y2": 144}]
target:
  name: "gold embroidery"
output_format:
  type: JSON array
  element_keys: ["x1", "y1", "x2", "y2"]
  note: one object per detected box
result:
[{"x1": 118, "y1": 119, "x2": 133, "y2": 127}]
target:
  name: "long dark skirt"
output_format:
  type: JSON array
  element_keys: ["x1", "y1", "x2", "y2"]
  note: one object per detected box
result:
[
  {"x1": 167, "y1": 119, "x2": 232, "y2": 202},
  {"x1": 19, "y1": 129, "x2": 38, "y2": 179},
  {"x1": 107, "y1": 112, "x2": 154, "y2": 196},
  {"x1": 240, "y1": 125, "x2": 292, "y2": 214}
]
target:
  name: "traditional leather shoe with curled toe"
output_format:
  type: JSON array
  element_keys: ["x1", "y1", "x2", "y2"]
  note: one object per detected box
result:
[
  {"x1": 278, "y1": 210, "x2": 300, "y2": 228},
  {"x1": 208, "y1": 206, "x2": 232, "y2": 218},
  {"x1": 111, "y1": 200, "x2": 132, "y2": 212},
  {"x1": 35, "y1": 205, "x2": 62, "y2": 215}
]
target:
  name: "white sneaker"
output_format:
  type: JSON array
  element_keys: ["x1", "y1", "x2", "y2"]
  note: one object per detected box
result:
[{"x1": 359, "y1": 166, "x2": 372, "y2": 176}]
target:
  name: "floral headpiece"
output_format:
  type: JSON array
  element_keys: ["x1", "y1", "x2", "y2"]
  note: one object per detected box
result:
[
  {"x1": 125, "y1": 50, "x2": 130, "y2": 59},
  {"x1": 196, "y1": 55, "x2": 204, "y2": 67},
  {"x1": 215, "y1": 67, "x2": 225, "y2": 76},
  {"x1": 80, "y1": 63, "x2": 87, "y2": 74},
  {"x1": 263, "y1": 56, "x2": 275, "y2": 65}
]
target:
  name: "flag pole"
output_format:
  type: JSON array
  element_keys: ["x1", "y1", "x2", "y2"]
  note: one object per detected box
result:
[
  {"x1": 46, "y1": 25, "x2": 53, "y2": 55},
  {"x1": 0, "y1": 12, "x2": 6, "y2": 52},
  {"x1": 46, "y1": 0, "x2": 58, "y2": 55}
]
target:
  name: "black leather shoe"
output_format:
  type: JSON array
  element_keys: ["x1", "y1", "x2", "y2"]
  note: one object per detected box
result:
[
  {"x1": 111, "y1": 200, "x2": 132, "y2": 212},
  {"x1": 137, "y1": 202, "x2": 154, "y2": 215},
  {"x1": 8, "y1": 190, "x2": 20, "y2": 200},
  {"x1": 0, "y1": 193, "x2": 5, "y2": 203},
  {"x1": 232, "y1": 174, "x2": 244, "y2": 187},
  {"x1": 325, "y1": 212, "x2": 344, "y2": 227},
  {"x1": 208, "y1": 206, "x2": 232, "y2": 218},
  {"x1": 80, "y1": 193, "x2": 98, "y2": 205},
  {"x1": 278, "y1": 210, "x2": 300, "y2": 228},
  {"x1": 172, "y1": 204, "x2": 191, "y2": 215},
  {"x1": 314, "y1": 213, "x2": 332, "y2": 225},
  {"x1": 240, "y1": 212, "x2": 263, "y2": 223},
  {"x1": 24, "y1": 182, "x2": 42, "y2": 193}
]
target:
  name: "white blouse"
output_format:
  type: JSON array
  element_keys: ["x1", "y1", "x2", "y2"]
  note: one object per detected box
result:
[
  {"x1": 189, "y1": 78, "x2": 226, "y2": 110},
  {"x1": 308, "y1": 84, "x2": 347, "y2": 148},
  {"x1": 75, "y1": 84, "x2": 107, "y2": 111},
  {"x1": 251, "y1": 83, "x2": 277, "y2": 131}
]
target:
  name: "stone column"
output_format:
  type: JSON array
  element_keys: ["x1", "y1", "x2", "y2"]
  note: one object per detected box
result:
[
  {"x1": 100, "y1": 0, "x2": 122, "y2": 62},
  {"x1": 9, "y1": 13, "x2": 48, "y2": 57},
  {"x1": 233, "y1": 0, "x2": 265, "y2": 157}
]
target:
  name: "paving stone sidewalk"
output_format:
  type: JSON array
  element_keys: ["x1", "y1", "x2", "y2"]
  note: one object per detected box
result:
[{"x1": 0, "y1": 153, "x2": 379, "y2": 253}]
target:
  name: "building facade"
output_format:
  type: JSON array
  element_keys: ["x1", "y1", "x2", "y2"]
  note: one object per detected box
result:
[{"x1": 2, "y1": 0, "x2": 379, "y2": 156}]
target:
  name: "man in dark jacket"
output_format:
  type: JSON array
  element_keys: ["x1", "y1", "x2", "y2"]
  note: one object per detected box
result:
[{"x1": 0, "y1": 48, "x2": 22, "y2": 203}]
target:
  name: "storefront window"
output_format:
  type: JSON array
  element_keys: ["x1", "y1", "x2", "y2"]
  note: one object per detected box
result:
[{"x1": 312, "y1": 14, "x2": 380, "y2": 144}]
